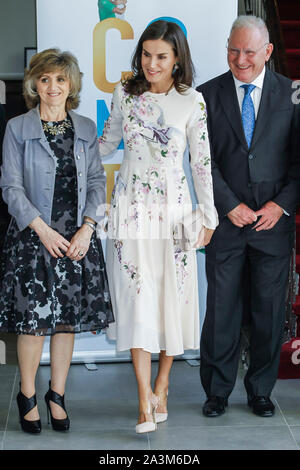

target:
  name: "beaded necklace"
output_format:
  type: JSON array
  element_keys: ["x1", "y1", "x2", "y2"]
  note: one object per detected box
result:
[{"x1": 42, "y1": 117, "x2": 72, "y2": 136}]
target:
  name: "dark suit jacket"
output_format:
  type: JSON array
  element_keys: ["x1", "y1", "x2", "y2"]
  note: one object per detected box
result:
[
  {"x1": 197, "y1": 69, "x2": 300, "y2": 221},
  {"x1": 0, "y1": 103, "x2": 9, "y2": 235},
  {"x1": 0, "y1": 103, "x2": 5, "y2": 164}
]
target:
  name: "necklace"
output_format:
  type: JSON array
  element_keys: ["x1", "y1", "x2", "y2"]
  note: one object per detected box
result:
[{"x1": 42, "y1": 118, "x2": 72, "y2": 136}]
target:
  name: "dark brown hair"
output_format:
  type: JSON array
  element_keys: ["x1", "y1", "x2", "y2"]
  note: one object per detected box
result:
[{"x1": 124, "y1": 20, "x2": 195, "y2": 96}]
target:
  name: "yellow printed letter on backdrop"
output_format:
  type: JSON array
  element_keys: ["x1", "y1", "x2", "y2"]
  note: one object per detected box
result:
[
  {"x1": 104, "y1": 164, "x2": 121, "y2": 203},
  {"x1": 93, "y1": 18, "x2": 134, "y2": 93}
]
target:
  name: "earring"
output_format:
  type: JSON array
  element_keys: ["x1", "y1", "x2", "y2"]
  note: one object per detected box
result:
[{"x1": 172, "y1": 63, "x2": 179, "y2": 76}]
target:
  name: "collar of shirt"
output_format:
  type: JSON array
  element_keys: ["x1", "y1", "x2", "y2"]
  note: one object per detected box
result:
[{"x1": 233, "y1": 67, "x2": 266, "y2": 118}]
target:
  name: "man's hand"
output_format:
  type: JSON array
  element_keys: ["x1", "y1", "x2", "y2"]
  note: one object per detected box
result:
[
  {"x1": 253, "y1": 201, "x2": 284, "y2": 231},
  {"x1": 227, "y1": 203, "x2": 257, "y2": 227}
]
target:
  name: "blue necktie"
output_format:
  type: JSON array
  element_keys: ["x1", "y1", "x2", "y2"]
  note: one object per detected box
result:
[{"x1": 241, "y1": 84, "x2": 256, "y2": 148}]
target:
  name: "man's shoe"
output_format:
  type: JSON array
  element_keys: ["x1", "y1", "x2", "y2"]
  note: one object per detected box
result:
[
  {"x1": 247, "y1": 395, "x2": 275, "y2": 417},
  {"x1": 203, "y1": 396, "x2": 228, "y2": 417}
]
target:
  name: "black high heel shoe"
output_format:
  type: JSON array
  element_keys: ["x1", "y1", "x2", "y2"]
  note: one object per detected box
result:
[
  {"x1": 16, "y1": 388, "x2": 42, "y2": 434},
  {"x1": 44, "y1": 381, "x2": 70, "y2": 432}
]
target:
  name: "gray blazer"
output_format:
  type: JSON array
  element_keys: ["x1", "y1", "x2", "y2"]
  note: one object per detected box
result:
[{"x1": 0, "y1": 106, "x2": 106, "y2": 231}]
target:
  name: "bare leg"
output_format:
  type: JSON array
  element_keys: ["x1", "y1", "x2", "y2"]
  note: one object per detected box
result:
[
  {"x1": 17, "y1": 335, "x2": 45, "y2": 421},
  {"x1": 154, "y1": 351, "x2": 174, "y2": 413},
  {"x1": 49, "y1": 333, "x2": 75, "y2": 419},
  {"x1": 131, "y1": 348, "x2": 156, "y2": 424}
]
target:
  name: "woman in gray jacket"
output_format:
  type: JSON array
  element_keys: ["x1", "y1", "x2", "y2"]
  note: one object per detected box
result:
[{"x1": 0, "y1": 49, "x2": 113, "y2": 434}]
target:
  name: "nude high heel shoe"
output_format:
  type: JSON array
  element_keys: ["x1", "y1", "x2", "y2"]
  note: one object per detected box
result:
[
  {"x1": 155, "y1": 390, "x2": 168, "y2": 423},
  {"x1": 135, "y1": 395, "x2": 159, "y2": 434}
]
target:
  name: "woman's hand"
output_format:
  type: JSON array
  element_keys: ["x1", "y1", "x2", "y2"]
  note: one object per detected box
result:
[
  {"x1": 111, "y1": 0, "x2": 127, "y2": 14},
  {"x1": 194, "y1": 227, "x2": 215, "y2": 249},
  {"x1": 113, "y1": 6, "x2": 127, "y2": 14},
  {"x1": 30, "y1": 217, "x2": 70, "y2": 258},
  {"x1": 65, "y1": 224, "x2": 93, "y2": 261},
  {"x1": 203, "y1": 228, "x2": 215, "y2": 246},
  {"x1": 110, "y1": 0, "x2": 127, "y2": 5}
]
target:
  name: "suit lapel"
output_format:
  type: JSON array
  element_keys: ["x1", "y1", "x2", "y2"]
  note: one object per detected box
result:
[
  {"x1": 250, "y1": 69, "x2": 277, "y2": 148},
  {"x1": 218, "y1": 71, "x2": 248, "y2": 150}
]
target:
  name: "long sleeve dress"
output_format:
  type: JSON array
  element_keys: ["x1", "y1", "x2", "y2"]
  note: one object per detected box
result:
[{"x1": 99, "y1": 82, "x2": 218, "y2": 356}]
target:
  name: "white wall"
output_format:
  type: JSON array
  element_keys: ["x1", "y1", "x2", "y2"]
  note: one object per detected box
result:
[{"x1": 0, "y1": 0, "x2": 36, "y2": 79}]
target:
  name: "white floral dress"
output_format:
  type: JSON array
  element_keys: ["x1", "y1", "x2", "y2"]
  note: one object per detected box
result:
[{"x1": 99, "y1": 82, "x2": 218, "y2": 356}]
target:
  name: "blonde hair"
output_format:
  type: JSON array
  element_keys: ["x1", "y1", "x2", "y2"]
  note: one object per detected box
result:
[{"x1": 23, "y1": 48, "x2": 83, "y2": 110}]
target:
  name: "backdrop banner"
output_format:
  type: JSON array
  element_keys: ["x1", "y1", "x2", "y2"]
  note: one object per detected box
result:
[{"x1": 36, "y1": 0, "x2": 238, "y2": 364}]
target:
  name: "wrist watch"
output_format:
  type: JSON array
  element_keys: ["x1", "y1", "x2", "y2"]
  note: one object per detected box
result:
[{"x1": 83, "y1": 221, "x2": 96, "y2": 231}]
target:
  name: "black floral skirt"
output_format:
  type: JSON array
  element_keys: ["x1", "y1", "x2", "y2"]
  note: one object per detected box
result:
[{"x1": 0, "y1": 218, "x2": 114, "y2": 336}]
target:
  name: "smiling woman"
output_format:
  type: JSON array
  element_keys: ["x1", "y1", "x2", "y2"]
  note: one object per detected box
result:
[
  {"x1": 0, "y1": 48, "x2": 114, "y2": 434},
  {"x1": 125, "y1": 19, "x2": 194, "y2": 96},
  {"x1": 99, "y1": 20, "x2": 218, "y2": 434},
  {"x1": 23, "y1": 49, "x2": 82, "y2": 110},
  {"x1": 35, "y1": 72, "x2": 71, "y2": 120},
  {"x1": 141, "y1": 39, "x2": 177, "y2": 94}
]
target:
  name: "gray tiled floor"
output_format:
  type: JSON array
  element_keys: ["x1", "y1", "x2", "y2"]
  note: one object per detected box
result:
[{"x1": 0, "y1": 360, "x2": 299, "y2": 450}]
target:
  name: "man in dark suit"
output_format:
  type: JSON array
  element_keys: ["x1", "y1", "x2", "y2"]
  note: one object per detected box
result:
[{"x1": 197, "y1": 15, "x2": 300, "y2": 417}]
